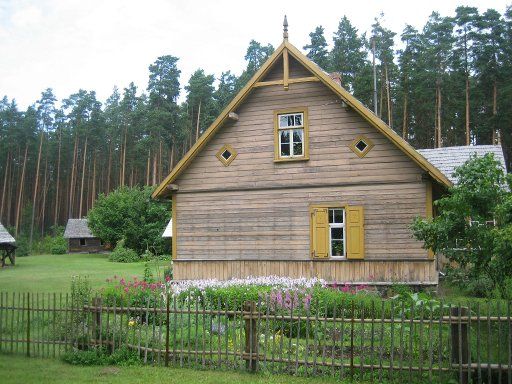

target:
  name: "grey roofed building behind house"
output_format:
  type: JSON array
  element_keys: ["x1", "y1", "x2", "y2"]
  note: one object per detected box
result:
[
  {"x1": 63, "y1": 218, "x2": 96, "y2": 239},
  {"x1": 417, "y1": 145, "x2": 507, "y2": 184},
  {"x1": 0, "y1": 222, "x2": 15, "y2": 244}
]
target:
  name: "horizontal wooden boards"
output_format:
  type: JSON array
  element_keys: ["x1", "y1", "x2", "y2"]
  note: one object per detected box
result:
[
  {"x1": 175, "y1": 183, "x2": 428, "y2": 261},
  {"x1": 173, "y1": 260, "x2": 438, "y2": 284},
  {"x1": 175, "y1": 80, "x2": 423, "y2": 191}
]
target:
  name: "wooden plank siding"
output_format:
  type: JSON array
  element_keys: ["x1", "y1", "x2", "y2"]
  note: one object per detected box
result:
[
  {"x1": 171, "y1": 53, "x2": 435, "y2": 283},
  {"x1": 173, "y1": 260, "x2": 437, "y2": 285}
]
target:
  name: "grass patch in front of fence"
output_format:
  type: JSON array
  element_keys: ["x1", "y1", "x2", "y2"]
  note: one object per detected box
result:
[
  {"x1": 0, "y1": 253, "x2": 167, "y2": 292},
  {"x1": 0, "y1": 353, "x2": 357, "y2": 384}
]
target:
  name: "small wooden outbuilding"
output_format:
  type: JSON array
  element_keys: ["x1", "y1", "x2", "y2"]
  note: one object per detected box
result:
[
  {"x1": 0, "y1": 222, "x2": 16, "y2": 267},
  {"x1": 63, "y1": 219, "x2": 106, "y2": 253}
]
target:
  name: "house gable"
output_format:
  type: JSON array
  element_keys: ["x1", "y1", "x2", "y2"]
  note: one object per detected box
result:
[{"x1": 153, "y1": 40, "x2": 451, "y2": 199}]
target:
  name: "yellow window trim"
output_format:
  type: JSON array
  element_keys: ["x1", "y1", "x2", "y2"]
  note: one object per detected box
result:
[
  {"x1": 216, "y1": 144, "x2": 238, "y2": 166},
  {"x1": 349, "y1": 135, "x2": 375, "y2": 158},
  {"x1": 273, "y1": 107, "x2": 309, "y2": 162},
  {"x1": 309, "y1": 203, "x2": 347, "y2": 259}
]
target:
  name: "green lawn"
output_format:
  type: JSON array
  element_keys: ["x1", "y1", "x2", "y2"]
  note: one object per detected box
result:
[
  {"x1": 0, "y1": 253, "x2": 167, "y2": 293},
  {"x1": 0, "y1": 354, "x2": 351, "y2": 384}
]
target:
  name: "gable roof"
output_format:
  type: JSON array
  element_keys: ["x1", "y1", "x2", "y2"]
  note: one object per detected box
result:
[
  {"x1": 417, "y1": 145, "x2": 507, "y2": 184},
  {"x1": 63, "y1": 219, "x2": 96, "y2": 239},
  {"x1": 0, "y1": 222, "x2": 15, "y2": 244},
  {"x1": 153, "y1": 39, "x2": 452, "y2": 199}
]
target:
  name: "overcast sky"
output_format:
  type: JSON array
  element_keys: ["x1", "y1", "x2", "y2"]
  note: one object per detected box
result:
[{"x1": 0, "y1": 0, "x2": 510, "y2": 109}]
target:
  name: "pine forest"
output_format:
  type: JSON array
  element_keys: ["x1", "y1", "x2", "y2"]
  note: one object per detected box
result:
[{"x1": 1, "y1": 6, "x2": 511, "y2": 247}]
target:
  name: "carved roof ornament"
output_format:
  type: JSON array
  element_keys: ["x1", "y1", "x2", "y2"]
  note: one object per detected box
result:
[{"x1": 283, "y1": 15, "x2": 288, "y2": 40}]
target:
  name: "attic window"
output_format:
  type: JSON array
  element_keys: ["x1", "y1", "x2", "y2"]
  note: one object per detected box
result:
[
  {"x1": 274, "y1": 108, "x2": 309, "y2": 162},
  {"x1": 216, "y1": 144, "x2": 237, "y2": 166},
  {"x1": 350, "y1": 135, "x2": 374, "y2": 158}
]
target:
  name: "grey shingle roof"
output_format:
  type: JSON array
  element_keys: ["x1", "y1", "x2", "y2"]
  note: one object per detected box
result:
[
  {"x1": 63, "y1": 219, "x2": 95, "y2": 239},
  {"x1": 417, "y1": 145, "x2": 507, "y2": 184},
  {"x1": 0, "y1": 222, "x2": 15, "y2": 244}
]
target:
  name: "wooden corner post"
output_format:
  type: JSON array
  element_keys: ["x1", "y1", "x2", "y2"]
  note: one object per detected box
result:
[{"x1": 244, "y1": 301, "x2": 259, "y2": 372}]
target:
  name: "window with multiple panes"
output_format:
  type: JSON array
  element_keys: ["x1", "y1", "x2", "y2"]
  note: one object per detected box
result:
[
  {"x1": 329, "y1": 208, "x2": 345, "y2": 257},
  {"x1": 277, "y1": 112, "x2": 304, "y2": 158}
]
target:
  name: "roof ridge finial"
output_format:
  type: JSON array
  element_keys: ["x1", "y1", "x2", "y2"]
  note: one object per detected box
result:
[{"x1": 283, "y1": 15, "x2": 288, "y2": 40}]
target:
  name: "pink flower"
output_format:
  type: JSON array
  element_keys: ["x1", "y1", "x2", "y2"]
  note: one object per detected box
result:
[
  {"x1": 165, "y1": 276, "x2": 171, "y2": 282},
  {"x1": 124, "y1": 287, "x2": 129, "y2": 293}
]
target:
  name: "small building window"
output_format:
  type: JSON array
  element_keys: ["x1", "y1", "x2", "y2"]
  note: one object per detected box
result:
[
  {"x1": 80, "y1": 238, "x2": 86, "y2": 246},
  {"x1": 216, "y1": 144, "x2": 237, "y2": 166},
  {"x1": 274, "y1": 108, "x2": 309, "y2": 161},
  {"x1": 329, "y1": 208, "x2": 345, "y2": 257},
  {"x1": 349, "y1": 135, "x2": 374, "y2": 158}
]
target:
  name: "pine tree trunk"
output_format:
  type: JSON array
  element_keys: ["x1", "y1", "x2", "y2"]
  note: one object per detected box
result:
[
  {"x1": 91, "y1": 154, "x2": 96, "y2": 208},
  {"x1": 121, "y1": 128, "x2": 127, "y2": 186},
  {"x1": 492, "y1": 81, "x2": 498, "y2": 144},
  {"x1": 15, "y1": 144, "x2": 29, "y2": 235},
  {"x1": 53, "y1": 131, "x2": 62, "y2": 229},
  {"x1": 107, "y1": 141, "x2": 112, "y2": 193},
  {"x1": 69, "y1": 135, "x2": 79, "y2": 218},
  {"x1": 0, "y1": 151, "x2": 10, "y2": 221},
  {"x1": 196, "y1": 100, "x2": 202, "y2": 141},
  {"x1": 158, "y1": 140, "x2": 162, "y2": 182},
  {"x1": 29, "y1": 131, "x2": 44, "y2": 248},
  {"x1": 402, "y1": 93, "x2": 408, "y2": 140},
  {"x1": 146, "y1": 150, "x2": 151, "y2": 186},
  {"x1": 79, "y1": 136, "x2": 88, "y2": 219},
  {"x1": 385, "y1": 63, "x2": 392, "y2": 128},
  {"x1": 40, "y1": 156, "x2": 48, "y2": 236},
  {"x1": 437, "y1": 84, "x2": 442, "y2": 148},
  {"x1": 465, "y1": 77, "x2": 470, "y2": 145},
  {"x1": 152, "y1": 151, "x2": 157, "y2": 185}
]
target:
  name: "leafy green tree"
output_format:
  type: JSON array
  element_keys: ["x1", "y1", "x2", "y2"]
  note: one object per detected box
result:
[
  {"x1": 88, "y1": 186, "x2": 170, "y2": 254},
  {"x1": 412, "y1": 154, "x2": 512, "y2": 296},
  {"x1": 185, "y1": 69, "x2": 216, "y2": 139},
  {"x1": 303, "y1": 26, "x2": 330, "y2": 70},
  {"x1": 237, "y1": 40, "x2": 274, "y2": 89},
  {"x1": 213, "y1": 71, "x2": 238, "y2": 114}
]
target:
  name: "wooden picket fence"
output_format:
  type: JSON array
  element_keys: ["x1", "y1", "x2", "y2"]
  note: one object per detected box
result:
[{"x1": 0, "y1": 291, "x2": 511, "y2": 384}]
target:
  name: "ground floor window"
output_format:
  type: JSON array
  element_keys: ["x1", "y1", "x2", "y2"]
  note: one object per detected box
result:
[
  {"x1": 80, "y1": 238, "x2": 86, "y2": 246},
  {"x1": 329, "y1": 208, "x2": 345, "y2": 257}
]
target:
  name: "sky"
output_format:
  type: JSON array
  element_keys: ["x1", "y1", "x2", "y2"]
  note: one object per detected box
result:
[{"x1": 0, "y1": 0, "x2": 510, "y2": 110}]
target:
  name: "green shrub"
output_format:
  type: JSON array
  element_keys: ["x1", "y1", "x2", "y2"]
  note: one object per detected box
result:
[
  {"x1": 108, "y1": 240, "x2": 139, "y2": 263},
  {"x1": 62, "y1": 346, "x2": 140, "y2": 366},
  {"x1": 164, "y1": 265, "x2": 173, "y2": 281},
  {"x1": 88, "y1": 186, "x2": 170, "y2": 254},
  {"x1": 15, "y1": 235, "x2": 29, "y2": 256},
  {"x1": 50, "y1": 235, "x2": 67, "y2": 254}
]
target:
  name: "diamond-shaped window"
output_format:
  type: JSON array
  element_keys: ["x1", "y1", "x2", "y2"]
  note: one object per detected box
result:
[
  {"x1": 216, "y1": 144, "x2": 237, "y2": 166},
  {"x1": 355, "y1": 140, "x2": 368, "y2": 152},
  {"x1": 349, "y1": 135, "x2": 374, "y2": 158},
  {"x1": 221, "y1": 149, "x2": 232, "y2": 161}
]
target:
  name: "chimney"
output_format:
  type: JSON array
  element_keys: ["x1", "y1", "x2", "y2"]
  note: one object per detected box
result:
[{"x1": 329, "y1": 72, "x2": 342, "y2": 86}]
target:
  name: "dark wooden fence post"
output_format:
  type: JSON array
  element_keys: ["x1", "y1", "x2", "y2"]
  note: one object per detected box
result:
[
  {"x1": 92, "y1": 297, "x2": 101, "y2": 344},
  {"x1": 165, "y1": 294, "x2": 170, "y2": 367},
  {"x1": 451, "y1": 306, "x2": 470, "y2": 384},
  {"x1": 26, "y1": 293, "x2": 30, "y2": 357},
  {"x1": 244, "y1": 301, "x2": 258, "y2": 372}
]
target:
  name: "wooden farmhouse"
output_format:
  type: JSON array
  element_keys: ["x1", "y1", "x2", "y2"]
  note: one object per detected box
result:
[
  {"x1": 63, "y1": 219, "x2": 106, "y2": 253},
  {"x1": 153, "y1": 24, "x2": 454, "y2": 285}
]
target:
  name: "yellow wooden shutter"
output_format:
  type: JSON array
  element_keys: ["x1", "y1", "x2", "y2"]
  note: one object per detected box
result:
[
  {"x1": 311, "y1": 207, "x2": 329, "y2": 258},
  {"x1": 346, "y1": 206, "x2": 365, "y2": 259}
]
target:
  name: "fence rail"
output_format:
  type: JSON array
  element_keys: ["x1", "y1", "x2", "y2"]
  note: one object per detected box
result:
[{"x1": 0, "y1": 291, "x2": 511, "y2": 384}]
